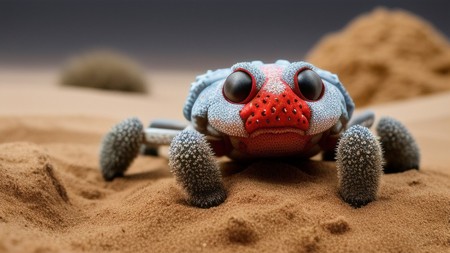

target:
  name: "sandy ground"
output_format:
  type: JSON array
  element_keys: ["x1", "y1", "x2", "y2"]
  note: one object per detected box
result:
[{"x1": 0, "y1": 69, "x2": 449, "y2": 253}]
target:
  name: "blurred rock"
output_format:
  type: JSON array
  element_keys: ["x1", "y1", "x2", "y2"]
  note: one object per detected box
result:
[{"x1": 61, "y1": 50, "x2": 148, "y2": 93}]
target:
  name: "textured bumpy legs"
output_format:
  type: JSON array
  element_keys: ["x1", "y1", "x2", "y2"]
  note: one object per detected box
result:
[
  {"x1": 99, "y1": 118, "x2": 226, "y2": 209},
  {"x1": 322, "y1": 110, "x2": 375, "y2": 161},
  {"x1": 169, "y1": 128, "x2": 226, "y2": 208},
  {"x1": 336, "y1": 125, "x2": 383, "y2": 207},
  {"x1": 376, "y1": 117, "x2": 420, "y2": 173},
  {"x1": 99, "y1": 117, "x2": 143, "y2": 181}
]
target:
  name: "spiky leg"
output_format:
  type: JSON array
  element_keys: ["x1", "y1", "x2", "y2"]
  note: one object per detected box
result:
[
  {"x1": 376, "y1": 117, "x2": 420, "y2": 173},
  {"x1": 169, "y1": 128, "x2": 226, "y2": 208},
  {"x1": 322, "y1": 110, "x2": 375, "y2": 161},
  {"x1": 336, "y1": 125, "x2": 383, "y2": 208},
  {"x1": 99, "y1": 117, "x2": 143, "y2": 181}
]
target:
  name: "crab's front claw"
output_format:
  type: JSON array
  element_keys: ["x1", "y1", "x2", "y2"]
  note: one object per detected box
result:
[
  {"x1": 376, "y1": 117, "x2": 420, "y2": 173},
  {"x1": 99, "y1": 117, "x2": 144, "y2": 181},
  {"x1": 336, "y1": 125, "x2": 383, "y2": 208},
  {"x1": 169, "y1": 128, "x2": 227, "y2": 208}
]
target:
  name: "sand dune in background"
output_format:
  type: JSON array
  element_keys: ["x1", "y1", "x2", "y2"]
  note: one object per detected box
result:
[{"x1": 307, "y1": 8, "x2": 450, "y2": 107}]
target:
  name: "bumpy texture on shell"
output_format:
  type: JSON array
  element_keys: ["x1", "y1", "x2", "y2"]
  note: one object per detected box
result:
[
  {"x1": 336, "y1": 125, "x2": 383, "y2": 207},
  {"x1": 99, "y1": 117, "x2": 143, "y2": 181},
  {"x1": 376, "y1": 117, "x2": 420, "y2": 173},
  {"x1": 169, "y1": 129, "x2": 226, "y2": 208},
  {"x1": 314, "y1": 68, "x2": 355, "y2": 121},
  {"x1": 183, "y1": 68, "x2": 231, "y2": 121}
]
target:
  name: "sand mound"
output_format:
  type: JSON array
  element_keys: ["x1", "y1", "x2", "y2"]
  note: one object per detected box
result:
[
  {"x1": 0, "y1": 143, "x2": 71, "y2": 230},
  {"x1": 0, "y1": 115, "x2": 449, "y2": 252},
  {"x1": 307, "y1": 8, "x2": 450, "y2": 106},
  {"x1": 60, "y1": 51, "x2": 149, "y2": 94}
]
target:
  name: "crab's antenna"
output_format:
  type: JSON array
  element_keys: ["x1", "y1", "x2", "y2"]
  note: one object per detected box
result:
[
  {"x1": 376, "y1": 117, "x2": 420, "y2": 173},
  {"x1": 99, "y1": 117, "x2": 143, "y2": 181},
  {"x1": 336, "y1": 125, "x2": 383, "y2": 207}
]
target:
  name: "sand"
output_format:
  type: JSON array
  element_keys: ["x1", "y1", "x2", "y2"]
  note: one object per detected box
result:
[
  {"x1": 0, "y1": 69, "x2": 449, "y2": 252},
  {"x1": 307, "y1": 8, "x2": 450, "y2": 107}
]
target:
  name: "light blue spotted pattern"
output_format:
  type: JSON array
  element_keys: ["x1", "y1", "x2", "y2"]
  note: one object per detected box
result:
[{"x1": 184, "y1": 60, "x2": 354, "y2": 139}]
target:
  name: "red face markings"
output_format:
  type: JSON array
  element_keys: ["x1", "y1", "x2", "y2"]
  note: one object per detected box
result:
[
  {"x1": 229, "y1": 65, "x2": 314, "y2": 135},
  {"x1": 239, "y1": 85, "x2": 311, "y2": 134}
]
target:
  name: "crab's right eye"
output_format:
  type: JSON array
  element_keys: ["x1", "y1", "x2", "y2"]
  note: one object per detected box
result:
[{"x1": 223, "y1": 71, "x2": 255, "y2": 104}]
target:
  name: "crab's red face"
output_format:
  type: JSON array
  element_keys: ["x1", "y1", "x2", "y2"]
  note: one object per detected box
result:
[{"x1": 222, "y1": 65, "x2": 324, "y2": 137}]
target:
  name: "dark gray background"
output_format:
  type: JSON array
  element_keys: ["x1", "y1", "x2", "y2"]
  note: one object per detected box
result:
[{"x1": 1, "y1": 0, "x2": 449, "y2": 71}]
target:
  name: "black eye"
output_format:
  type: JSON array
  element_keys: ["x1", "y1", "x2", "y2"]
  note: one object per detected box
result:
[
  {"x1": 295, "y1": 69, "x2": 324, "y2": 101},
  {"x1": 223, "y1": 71, "x2": 254, "y2": 103}
]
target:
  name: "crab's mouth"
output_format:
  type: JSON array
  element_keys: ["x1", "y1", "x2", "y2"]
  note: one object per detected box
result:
[
  {"x1": 249, "y1": 127, "x2": 306, "y2": 138},
  {"x1": 236, "y1": 127, "x2": 312, "y2": 157}
]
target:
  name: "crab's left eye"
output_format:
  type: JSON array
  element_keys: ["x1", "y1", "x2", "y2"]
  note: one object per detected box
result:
[
  {"x1": 295, "y1": 69, "x2": 324, "y2": 101},
  {"x1": 223, "y1": 71, "x2": 255, "y2": 103}
]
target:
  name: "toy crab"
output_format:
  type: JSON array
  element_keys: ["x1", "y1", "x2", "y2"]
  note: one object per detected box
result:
[{"x1": 99, "y1": 60, "x2": 420, "y2": 208}]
